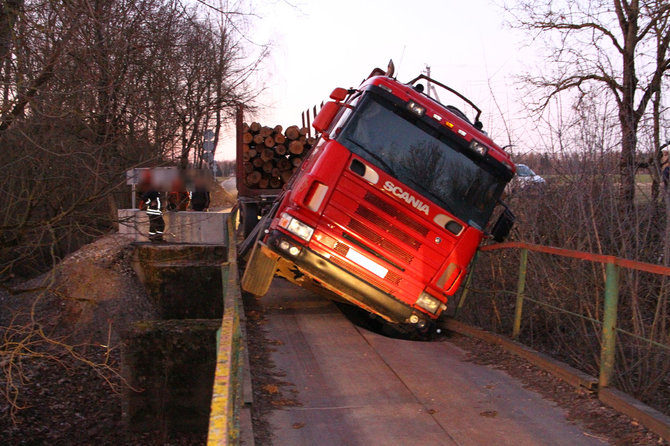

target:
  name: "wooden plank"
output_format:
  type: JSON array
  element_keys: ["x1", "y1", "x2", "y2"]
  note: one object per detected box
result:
[
  {"x1": 599, "y1": 387, "x2": 670, "y2": 442},
  {"x1": 441, "y1": 319, "x2": 598, "y2": 391}
]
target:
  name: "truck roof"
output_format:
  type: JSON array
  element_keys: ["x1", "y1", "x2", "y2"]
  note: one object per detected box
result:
[{"x1": 360, "y1": 75, "x2": 515, "y2": 173}]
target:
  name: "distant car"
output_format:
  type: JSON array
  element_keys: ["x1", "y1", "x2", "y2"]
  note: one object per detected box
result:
[{"x1": 515, "y1": 164, "x2": 545, "y2": 186}]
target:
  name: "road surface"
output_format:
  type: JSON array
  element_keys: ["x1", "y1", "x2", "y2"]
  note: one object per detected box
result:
[{"x1": 255, "y1": 279, "x2": 604, "y2": 446}]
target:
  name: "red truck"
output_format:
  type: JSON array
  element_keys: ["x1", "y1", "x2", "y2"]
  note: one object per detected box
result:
[{"x1": 241, "y1": 66, "x2": 516, "y2": 330}]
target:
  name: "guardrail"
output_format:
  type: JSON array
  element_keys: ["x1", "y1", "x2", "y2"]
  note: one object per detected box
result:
[
  {"x1": 453, "y1": 241, "x2": 670, "y2": 441},
  {"x1": 208, "y1": 208, "x2": 243, "y2": 445}
]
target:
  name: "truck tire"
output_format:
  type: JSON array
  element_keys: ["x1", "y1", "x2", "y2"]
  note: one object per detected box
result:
[
  {"x1": 241, "y1": 243, "x2": 278, "y2": 296},
  {"x1": 241, "y1": 202, "x2": 259, "y2": 238}
]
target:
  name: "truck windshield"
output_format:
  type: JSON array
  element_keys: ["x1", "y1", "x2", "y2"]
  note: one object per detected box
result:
[{"x1": 336, "y1": 94, "x2": 506, "y2": 230}]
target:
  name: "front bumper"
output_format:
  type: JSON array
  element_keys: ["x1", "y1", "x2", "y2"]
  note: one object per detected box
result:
[{"x1": 266, "y1": 230, "x2": 415, "y2": 324}]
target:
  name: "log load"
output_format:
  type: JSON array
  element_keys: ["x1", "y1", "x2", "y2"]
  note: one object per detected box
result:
[{"x1": 241, "y1": 121, "x2": 317, "y2": 189}]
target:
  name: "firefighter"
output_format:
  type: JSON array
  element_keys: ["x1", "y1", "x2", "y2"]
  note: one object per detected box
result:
[
  {"x1": 136, "y1": 170, "x2": 153, "y2": 210},
  {"x1": 142, "y1": 187, "x2": 165, "y2": 242}
]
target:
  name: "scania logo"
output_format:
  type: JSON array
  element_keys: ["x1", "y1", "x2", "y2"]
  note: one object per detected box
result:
[{"x1": 382, "y1": 181, "x2": 430, "y2": 215}]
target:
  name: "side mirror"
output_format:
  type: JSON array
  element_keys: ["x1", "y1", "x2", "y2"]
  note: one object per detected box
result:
[
  {"x1": 330, "y1": 87, "x2": 348, "y2": 102},
  {"x1": 491, "y1": 208, "x2": 515, "y2": 242},
  {"x1": 313, "y1": 101, "x2": 340, "y2": 134}
]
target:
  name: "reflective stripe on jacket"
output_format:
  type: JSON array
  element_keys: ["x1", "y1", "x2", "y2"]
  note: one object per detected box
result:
[{"x1": 146, "y1": 196, "x2": 163, "y2": 215}]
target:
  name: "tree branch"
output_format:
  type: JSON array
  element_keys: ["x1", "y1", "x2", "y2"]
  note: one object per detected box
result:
[{"x1": 532, "y1": 21, "x2": 625, "y2": 54}]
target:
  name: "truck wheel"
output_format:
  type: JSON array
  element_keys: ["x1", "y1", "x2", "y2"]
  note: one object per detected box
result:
[
  {"x1": 241, "y1": 243, "x2": 278, "y2": 296},
  {"x1": 241, "y1": 202, "x2": 259, "y2": 238}
]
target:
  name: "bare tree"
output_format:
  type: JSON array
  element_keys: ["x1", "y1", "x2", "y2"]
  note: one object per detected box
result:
[
  {"x1": 509, "y1": 0, "x2": 670, "y2": 207},
  {"x1": 0, "y1": 0, "x2": 268, "y2": 418}
]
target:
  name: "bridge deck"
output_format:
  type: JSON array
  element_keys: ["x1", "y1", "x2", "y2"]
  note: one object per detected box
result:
[{"x1": 254, "y1": 279, "x2": 603, "y2": 446}]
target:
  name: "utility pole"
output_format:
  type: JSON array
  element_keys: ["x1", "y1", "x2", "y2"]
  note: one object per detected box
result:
[
  {"x1": 424, "y1": 65, "x2": 441, "y2": 102},
  {"x1": 425, "y1": 65, "x2": 432, "y2": 98}
]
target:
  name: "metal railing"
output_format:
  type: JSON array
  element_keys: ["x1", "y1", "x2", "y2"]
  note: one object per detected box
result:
[{"x1": 457, "y1": 241, "x2": 670, "y2": 389}]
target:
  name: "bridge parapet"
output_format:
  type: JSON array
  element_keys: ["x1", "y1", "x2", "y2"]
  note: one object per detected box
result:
[
  {"x1": 208, "y1": 208, "x2": 247, "y2": 445},
  {"x1": 118, "y1": 209, "x2": 228, "y2": 245}
]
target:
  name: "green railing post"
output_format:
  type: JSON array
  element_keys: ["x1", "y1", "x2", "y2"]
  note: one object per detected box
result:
[
  {"x1": 455, "y1": 251, "x2": 479, "y2": 317},
  {"x1": 599, "y1": 261, "x2": 619, "y2": 388},
  {"x1": 512, "y1": 248, "x2": 528, "y2": 339}
]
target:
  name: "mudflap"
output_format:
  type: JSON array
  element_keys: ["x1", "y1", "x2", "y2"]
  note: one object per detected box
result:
[{"x1": 241, "y1": 242, "x2": 279, "y2": 296}]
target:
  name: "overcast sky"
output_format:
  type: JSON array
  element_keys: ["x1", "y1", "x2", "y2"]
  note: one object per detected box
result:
[{"x1": 216, "y1": 0, "x2": 538, "y2": 159}]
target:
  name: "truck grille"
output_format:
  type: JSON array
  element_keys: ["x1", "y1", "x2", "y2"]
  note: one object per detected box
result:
[
  {"x1": 362, "y1": 192, "x2": 430, "y2": 237},
  {"x1": 385, "y1": 271, "x2": 402, "y2": 285},
  {"x1": 333, "y1": 242, "x2": 349, "y2": 256},
  {"x1": 326, "y1": 188, "x2": 434, "y2": 293},
  {"x1": 354, "y1": 206, "x2": 422, "y2": 250},
  {"x1": 347, "y1": 219, "x2": 415, "y2": 264},
  {"x1": 351, "y1": 192, "x2": 428, "y2": 256}
]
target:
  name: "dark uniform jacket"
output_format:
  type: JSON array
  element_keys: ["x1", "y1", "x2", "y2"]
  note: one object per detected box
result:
[
  {"x1": 190, "y1": 188, "x2": 210, "y2": 211},
  {"x1": 142, "y1": 190, "x2": 163, "y2": 215}
]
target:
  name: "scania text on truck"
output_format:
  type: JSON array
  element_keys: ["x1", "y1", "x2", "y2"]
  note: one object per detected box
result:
[{"x1": 241, "y1": 65, "x2": 516, "y2": 330}]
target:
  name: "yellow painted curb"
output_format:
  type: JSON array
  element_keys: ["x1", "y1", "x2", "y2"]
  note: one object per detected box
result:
[{"x1": 208, "y1": 212, "x2": 243, "y2": 445}]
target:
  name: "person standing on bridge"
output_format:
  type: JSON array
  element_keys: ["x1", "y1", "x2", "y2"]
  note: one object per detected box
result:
[
  {"x1": 167, "y1": 176, "x2": 189, "y2": 211},
  {"x1": 142, "y1": 185, "x2": 165, "y2": 242},
  {"x1": 189, "y1": 177, "x2": 210, "y2": 212}
]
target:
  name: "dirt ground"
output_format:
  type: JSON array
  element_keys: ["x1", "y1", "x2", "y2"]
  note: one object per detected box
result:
[
  {"x1": 0, "y1": 234, "x2": 204, "y2": 445},
  {"x1": 209, "y1": 180, "x2": 236, "y2": 211},
  {"x1": 450, "y1": 334, "x2": 668, "y2": 446}
]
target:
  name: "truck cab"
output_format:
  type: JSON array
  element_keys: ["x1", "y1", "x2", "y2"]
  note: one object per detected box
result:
[{"x1": 242, "y1": 70, "x2": 516, "y2": 330}]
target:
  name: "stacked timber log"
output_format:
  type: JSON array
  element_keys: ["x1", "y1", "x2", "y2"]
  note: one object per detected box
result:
[{"x1": 242, "y1": 122, "x2": 316, "y2": 189}]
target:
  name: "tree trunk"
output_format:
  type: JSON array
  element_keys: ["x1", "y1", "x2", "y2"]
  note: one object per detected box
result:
[
  {"x1": 618, "y1": 22, "x2": 639, "y2": 210},
  {"x1": 619, "y1": 115, "x2": 637, "y2": 208},
  {"x1": 651, "y1": 91, "x2": 662, "y2": 210},
  {"x1": 0, "y1": 1, "x2": 22, "y2": 66},
  {"x1": 665, "y1": 191, "x2": 670, "y2": 266}
]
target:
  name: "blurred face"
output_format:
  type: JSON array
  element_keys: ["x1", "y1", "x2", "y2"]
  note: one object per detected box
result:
[{"x1": 141, "y1": 171, "x2": 153, "y2": 185}]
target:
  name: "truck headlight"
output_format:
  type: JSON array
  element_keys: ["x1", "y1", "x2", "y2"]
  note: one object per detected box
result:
[
  {"x1": 407, "y1": 101, "x2": 425, "y2": 116},
  {"x1": 469, "y1": 139, "x2": 488, "y2": 157},
  {"x1": 278, "y1": 213, "x2": 314, "y2": 242},
  {"x1": 416, "y1": 291, "x2": 442, "y2": 314}
]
